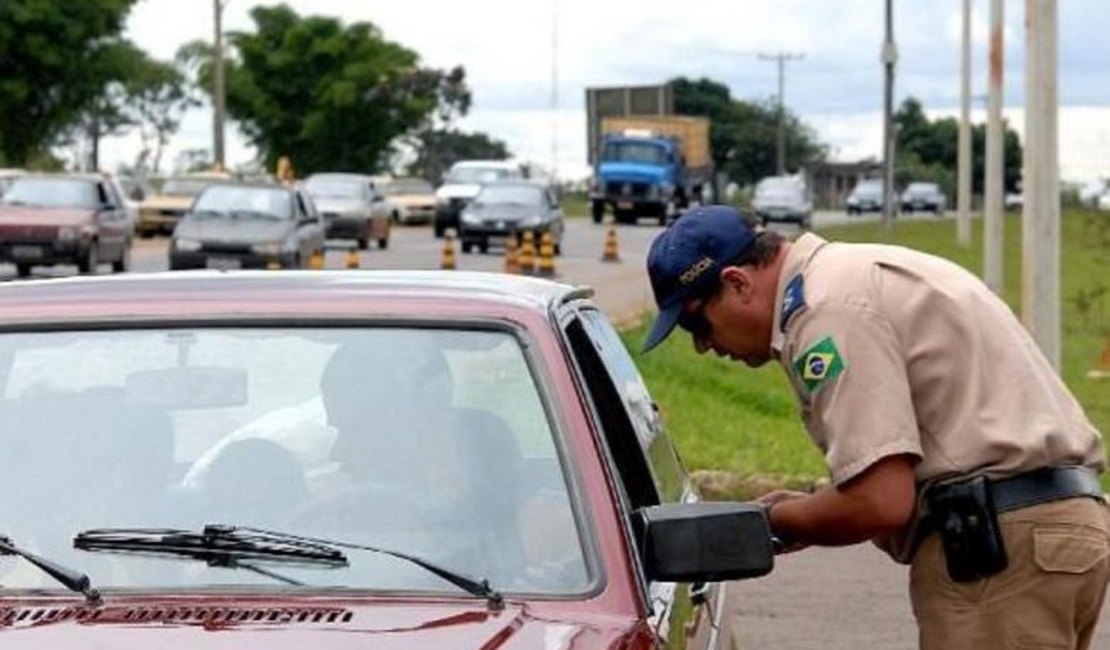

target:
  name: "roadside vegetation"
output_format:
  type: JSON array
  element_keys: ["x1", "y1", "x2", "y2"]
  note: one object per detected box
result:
[{"x1": 622, "y1": 211, "x2": 1110, "y2": 496}]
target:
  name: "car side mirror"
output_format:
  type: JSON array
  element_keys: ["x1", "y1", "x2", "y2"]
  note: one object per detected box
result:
[{"x1": 636, "y1": 502, "x2": 774, "y2": 583}]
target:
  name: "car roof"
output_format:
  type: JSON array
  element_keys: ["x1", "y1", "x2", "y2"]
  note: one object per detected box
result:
[
  {"x1": 305, "y1": 173, "x2": 374, "y2": 182},
  {"x1": 0, "y1": 271, "x2": 594, "y2": 326}
]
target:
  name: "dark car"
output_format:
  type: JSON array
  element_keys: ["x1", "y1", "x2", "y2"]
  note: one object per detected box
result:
[
  {"x1": 169, "y1": 183, "x2": 326, "y2": 270},
  {"x1": 845, "y1": 179, "x2": 888, "y2": 215},
  {"x1": 458, "y1": 182, "x2": 565, "y2": 254},
  {"x1": 0, "y1": 174, "x2": 132, "y2": 277},
  {"x1": 0, "y1": 271, "x2": 773, "y2": 648},
  {"x1": 303, "y1": 173, "x2": 391, "y2": 250},
  {"x1": 900, "y1": 182, "x2": 947, "y2": 214}
]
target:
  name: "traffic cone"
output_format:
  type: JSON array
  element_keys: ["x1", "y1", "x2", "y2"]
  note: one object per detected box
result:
[
  {"x1": 601, "y1": 227, "x2": 620, "y2": 263},
  {"x1": 503, "y1": 232, "x2": 521, "y2": 275},
  {"x1": 345, "y1": 247, "x2": 360, "y2": 270},
  {"x1": 536, "y1": 232, "x2": 556, "y2": 278},
  {"x1": 309, "y1": 250, "x2": 325, "y2": 270},
  {"x1": 440, "y1": 234, "x2": 457, "y2": 270},
  {"x1": 518, "y1": 231, "x2": 536, "y2": 276}
]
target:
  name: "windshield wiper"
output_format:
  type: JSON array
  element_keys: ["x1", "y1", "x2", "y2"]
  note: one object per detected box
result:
[
  {"x1": 74, "y1": 525, "x2": 503, "y2": 608},
  {"x1": 73, "y1": 526, "x2": 348, "y2": 586},
  {"x1": 0, "y1": 535, "x2": 100, "y2": 605}
]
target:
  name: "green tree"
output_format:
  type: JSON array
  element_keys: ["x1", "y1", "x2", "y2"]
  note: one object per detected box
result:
[
  {"x1": 0, "y1": 0, "x2": 138, "y2": 165},
  {"x1": 670, "y1": 76, "x2": 826, "y2": 186},
  {"x1": 895, "y1": 97, "x2": 1023, "y2": 195},
  {"x1": 179, "y1": 4, "x2": 471, "y2": 175}
]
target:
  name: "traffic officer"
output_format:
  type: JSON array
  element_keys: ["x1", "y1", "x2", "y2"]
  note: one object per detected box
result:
[{"x1": 642, "y1": 205, "x2": 1108, "y2": 649}]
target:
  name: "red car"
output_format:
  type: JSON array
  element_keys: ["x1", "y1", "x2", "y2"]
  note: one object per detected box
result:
[
  {"x1": 0, "y1": 174, "x2": 133, "y2": 277},
  {"x1": 0, "y1": 271, "x2": 772, "y2": 648}
]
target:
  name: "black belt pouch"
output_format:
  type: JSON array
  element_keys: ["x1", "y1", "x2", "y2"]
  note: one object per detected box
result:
[{"x1": 927, "y1": 475, "x2": 1009, "y2": 582}]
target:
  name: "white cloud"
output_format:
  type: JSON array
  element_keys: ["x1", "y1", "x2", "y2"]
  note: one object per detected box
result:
[{"x1": 98, "y1": 0, "x2": 1110, "y2": 183}]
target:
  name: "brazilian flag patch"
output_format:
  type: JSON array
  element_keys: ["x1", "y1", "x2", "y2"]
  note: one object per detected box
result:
[{"x1": 793, "y1": 336, "x2": 845, "y2": 393}]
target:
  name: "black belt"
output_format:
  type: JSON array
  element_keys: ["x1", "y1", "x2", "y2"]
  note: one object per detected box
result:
[{"x1": 988, "y1": 465, "x2": 1104, "y2": 513}]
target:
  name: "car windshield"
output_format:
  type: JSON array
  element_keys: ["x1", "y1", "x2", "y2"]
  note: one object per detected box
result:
[
  {"x1": 193, "y1": 186, "x2": 292, "y2": 220},
  {"x1": 474, "y1": 185, "x2": 545, "y2": 206},
  {"x1": 304, "y1": 177, "x2": 365, "y2": 200},
  {"x1": 162, "y1": 178, "x2": 220, "y2": 197},
  {"x1": 906, "y1": 183, "x2": 937, "y2": 195},
  {"x1": 853, "y1": 181, "x2": 883, "y2": 197},
  {"x1": 383, "y1": 179, "x2": 433, "y2": 196},
  {"x1": 2, "y1": 178, "x2": 99, "y2": 209},
  {"x1": 446, "y1": 167, "x2": 518, "y2": 184},
  {"x1": 602, "y1": 141, "x2": 667, "y2": 165},
  {"x1": 0, "y1": 327, "x2": 589, "y2": 596},
  {"x1": 755, "y1": 180, "x2": 801, "y2": 201}
]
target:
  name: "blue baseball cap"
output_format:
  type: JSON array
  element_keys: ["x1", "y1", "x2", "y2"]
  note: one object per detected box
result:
[{"x1": 642, "y1": 205, "x2": 757, "y2": 352}]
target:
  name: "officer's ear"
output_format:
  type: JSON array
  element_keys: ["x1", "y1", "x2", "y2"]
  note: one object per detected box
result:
[{"x1": 719, "y1": 266, "x2": 755, "y2": 302}]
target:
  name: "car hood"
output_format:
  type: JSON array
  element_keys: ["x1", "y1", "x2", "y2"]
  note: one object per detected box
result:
[
  {"x1": 0, "y1": 206, "x2": 94, "y2": 227},
  {"x1": 175, "y1": 215, "x2": 294, "y2": 244},
  {"x1": 0, "y1": 598, "x2": 639, "y2": 649},
  {"x1": 314, "y1": 198, "x2": 366, "y2": 215},
  {"x1": 391, "y1": 195, "x2": 436, "y2": 208},
  {"x1": 596, "y1": 162, "x2": 667, "y2": 186},
  {"x1": 436, "y1": 184, "x2": 483, "y2": 201},
  {"x1": 753, "y1": 195, "x2": 805, "y2": 210},
  {"x1": 140, "y1": 195, "x2": 194, "y2": 211}
]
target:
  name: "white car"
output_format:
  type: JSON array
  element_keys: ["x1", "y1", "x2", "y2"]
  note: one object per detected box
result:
[
  {"x1": 1098, "y1": 191, "x2": 1110, "y2": 212},
  {"x1": 433, "y1": 160, "x2": 526, "y2": 238}
]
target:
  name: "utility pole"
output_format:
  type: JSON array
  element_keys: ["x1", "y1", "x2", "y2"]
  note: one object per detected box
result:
[
  {"x1": 1023, "y1": 0, "x2": 1061, "y2": 368},
  {"x1": 880, "y1": 0, "x2": 898, "y2": 231},
  {"x1": 758, "y1": 52, "x2": 804, "y2": 176},
  {"x1": 957, "y1": 0, "x2": 973, "y2": 247},
  {"x1": 550, "y1": 0, "x2": 559, "y2": 184},
  {"x1": 212, "y1": 0, "x2": 227, "y2": 172},
  {"x1": 984, "y1": 0, "x2": 1005, "y2": 294}
]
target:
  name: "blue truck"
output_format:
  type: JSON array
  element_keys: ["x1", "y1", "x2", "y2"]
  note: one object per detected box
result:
[{"x1": 588, "y1": 115, "x2": 713, "y2": 226}]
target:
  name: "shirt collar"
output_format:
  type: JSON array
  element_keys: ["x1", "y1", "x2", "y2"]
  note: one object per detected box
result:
[{"x1": 771, "y1": 233, "x2": 828, "y2": 355}]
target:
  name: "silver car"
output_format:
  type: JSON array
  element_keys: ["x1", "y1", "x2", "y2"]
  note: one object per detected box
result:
[
  {"x1": 752, "y1": 176, "x2": 813, "y2": 229},
  {"x1": 303, "y1": 173, "x2": 392, "y2": 250}
]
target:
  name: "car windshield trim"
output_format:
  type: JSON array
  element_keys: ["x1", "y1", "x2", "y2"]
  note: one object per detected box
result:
[{"x1": 0, "y1": 318, "x2": 604, "y2": 600}]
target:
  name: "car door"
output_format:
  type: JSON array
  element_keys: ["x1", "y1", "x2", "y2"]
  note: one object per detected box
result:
[
  {"x1": 96, "y1": 181, "x2": 128, "y2": 260},
  {"x1": 546, "y1": 188, "x2": 565, "y2": 243},
  {"x1": 561, "y1": 306, "x2": 724, "y2": 650},
  {"x1": 294, "y1": 191, "x2": 325, "y2": 258}
]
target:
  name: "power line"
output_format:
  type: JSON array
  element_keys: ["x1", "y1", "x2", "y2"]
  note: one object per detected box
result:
[{"x1": 758, "y1": 52, "x2": 805, "y2": 175}]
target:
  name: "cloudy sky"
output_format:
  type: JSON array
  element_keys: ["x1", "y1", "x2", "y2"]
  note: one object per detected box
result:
[{"x1": 99, "y1": 0, "x2": 1110, "y2": 183}]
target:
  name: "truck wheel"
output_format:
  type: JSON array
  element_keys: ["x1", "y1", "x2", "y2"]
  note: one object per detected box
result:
[{"x1": 591, "y1": 201, "x2": 605, "y2": 224}]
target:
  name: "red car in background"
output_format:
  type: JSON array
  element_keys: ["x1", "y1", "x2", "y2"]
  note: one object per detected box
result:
[
  {"x1": 0, "y1": 174, "x2": 133, "y2": 278},
  {"x1": 0, "y1": 271, "x2": 773, "y2": 648}
]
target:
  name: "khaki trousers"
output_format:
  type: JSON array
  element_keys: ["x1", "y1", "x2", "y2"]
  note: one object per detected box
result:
[{"x1": 910, "y1": 497, "x2": 1110, "y2": 649}]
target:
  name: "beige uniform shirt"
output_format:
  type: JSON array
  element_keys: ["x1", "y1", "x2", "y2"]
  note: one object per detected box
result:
[{"x1": 772, "y1": 233, "x2": 1104, "y2": 493}]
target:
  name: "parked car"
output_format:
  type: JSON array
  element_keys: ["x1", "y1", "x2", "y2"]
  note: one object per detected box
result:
[
  {"x1": 0, "y1": 174, "x2": 132, "y2": 277},
  {"x1": 137, "y1": 171, "x2": 233, "y2": 237},
  {"x1": 846, "y1": 179, "x2": 889, "y2": 215},
  {"x1": 382, "y1": 177, "x2": 437, "y2": 224},
  {"x1": 900, "y1": 182, "x2": 947, "y2": 214},
  {"x1": 751, "y1": 175, "x2": 812, "y2": 229},
  {"x1": 434, "y1": 160, "x2": 526, "y2": 238},
  {"x1": 169, "y1": 183, "x2": 326, "y2": 270},
  {"x1": 0, "y1": 271, "x2": 775, "y2": 649},
  {"x1": 303, "y1": 173, "x2": 391, "y2": 250},
  {"x1": 459, "y1": 182, "x2": 565, "y2": 254}
]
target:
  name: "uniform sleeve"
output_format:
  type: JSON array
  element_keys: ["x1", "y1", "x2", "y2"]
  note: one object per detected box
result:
[{"x1": 786, "y1": 302, "x2": 922, "y2": 485}]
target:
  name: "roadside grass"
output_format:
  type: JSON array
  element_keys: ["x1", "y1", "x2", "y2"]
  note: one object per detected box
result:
[
  {"x1": 561, "y1": 192, "x2": 590, "y2": 219},
  {"x1": 621, "y1": 211, "x2": 1110, "y2": 495}
]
